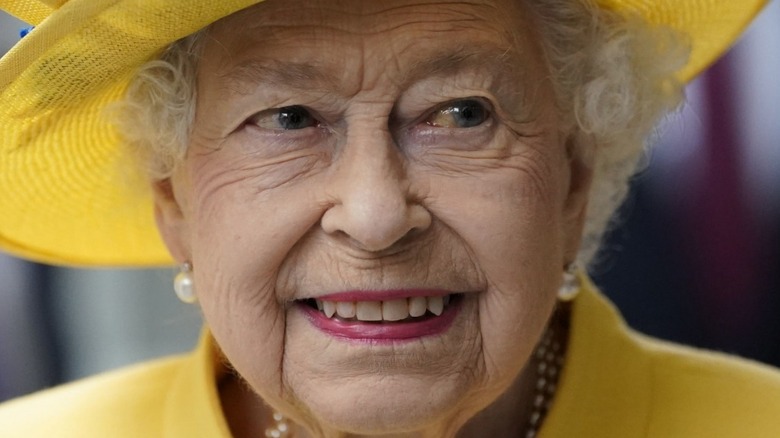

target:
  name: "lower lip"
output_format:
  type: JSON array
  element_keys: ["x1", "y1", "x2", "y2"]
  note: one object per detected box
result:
[{"x1": 299, "y1": 298, "x2": 461, "y2": 343}]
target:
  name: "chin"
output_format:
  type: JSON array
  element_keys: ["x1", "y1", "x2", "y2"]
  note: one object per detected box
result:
[
  {"x1": 276, "y1": 295, "x2": 503, "y2": 434},
  {"x1": 294, "y1": 375, "x2": 472, "y2": 434}
]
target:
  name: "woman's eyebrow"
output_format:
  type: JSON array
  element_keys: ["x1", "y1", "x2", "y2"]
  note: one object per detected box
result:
[
  {"x1": 218, "y1": 59, "x2": 337, "y2": 94},
  {"x1": 402, "y1": 45, "x2": 516, "y2": 84}
]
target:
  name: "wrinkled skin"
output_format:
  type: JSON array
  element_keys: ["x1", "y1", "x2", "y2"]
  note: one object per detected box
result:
[{"x1": 154, "y1": 0, "x2": 592, "y2": 436}]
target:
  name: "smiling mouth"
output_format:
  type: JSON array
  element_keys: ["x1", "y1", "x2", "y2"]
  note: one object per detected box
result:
[{"x1": 302, "y1": 294, "x2": 461, "y2": 323}]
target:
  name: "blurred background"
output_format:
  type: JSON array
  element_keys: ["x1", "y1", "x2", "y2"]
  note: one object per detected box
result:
[{"x1": 1, "y1": 4, "x2": 779, "y2": 402}]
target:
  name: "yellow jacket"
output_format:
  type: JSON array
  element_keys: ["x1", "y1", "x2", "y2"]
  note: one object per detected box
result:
[{"x1": 2, "y1": 280, "x2": 779, "y2": 437}]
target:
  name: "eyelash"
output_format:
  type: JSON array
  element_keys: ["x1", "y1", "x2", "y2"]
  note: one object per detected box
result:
[
  {"x1": 244, "y1": 97, "x2": 494, "y2": 134},
  {"x1": 246, "y1": 105, "x2": 321, "y2": 131},
  {"x1": 422, "y1": 98, "x2": 492, "y2": 129}
]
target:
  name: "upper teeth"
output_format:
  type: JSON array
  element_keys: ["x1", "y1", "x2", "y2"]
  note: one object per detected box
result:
[{"x1": 315, "y1": 295, "x2": 452, "y2": 322}]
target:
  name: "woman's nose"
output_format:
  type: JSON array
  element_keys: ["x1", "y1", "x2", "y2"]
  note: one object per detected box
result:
[{"x1": 320, "y1": 130, "x2": 431, "y2": 252}]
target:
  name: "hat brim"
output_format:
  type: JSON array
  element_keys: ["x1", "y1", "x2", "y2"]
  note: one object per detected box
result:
[{"x1": 0, "y1": 0, "x2": 768, "y2": 266}]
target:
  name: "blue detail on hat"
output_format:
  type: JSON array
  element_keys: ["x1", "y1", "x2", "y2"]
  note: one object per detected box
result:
[{"x1": 19, "y1": 26, "x2": 35, "y2": 39}]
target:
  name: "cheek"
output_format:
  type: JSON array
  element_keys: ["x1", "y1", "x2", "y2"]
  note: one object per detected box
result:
[
  {"x1": 184, "y1": 157, "x2": 329, "y2": 400},
  {"x1": 423, "y1": 154, "x2": 566, "y2": 379},
  {"x1": 425, "y1": 147, "x2": 565, "y2": 279},
  {"x1": 185, "y1": 146, "x2": 329, "y2": 278}
]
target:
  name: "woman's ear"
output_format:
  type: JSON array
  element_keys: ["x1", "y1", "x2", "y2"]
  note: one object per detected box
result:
[
  {"x1": 152, "y1": 177, "x2": 191, "y2": 263},
  {"x1": 562, "y1": 133, "x2": 594, "y2": 263}
]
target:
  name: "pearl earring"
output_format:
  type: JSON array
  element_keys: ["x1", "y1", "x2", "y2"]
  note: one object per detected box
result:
[
  {"x1": 174, "y1": 262, "x2": 197, "y2": 303},
  {"x1": 557, "y1": 263, "x2": 581, "y2": 301}
]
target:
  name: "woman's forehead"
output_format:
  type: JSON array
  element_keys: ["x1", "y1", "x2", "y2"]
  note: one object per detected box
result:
[
  {"x1": 201, "y1": 0, "x2": 544, "y2": 92},
  {"x1": 209, "y1": 0, "x2": 530, "y2": 35}
]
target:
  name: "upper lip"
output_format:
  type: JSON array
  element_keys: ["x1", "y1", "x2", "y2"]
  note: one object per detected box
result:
[{"x1": 307, "y1": 289, "x2": 463, "y2": 302}]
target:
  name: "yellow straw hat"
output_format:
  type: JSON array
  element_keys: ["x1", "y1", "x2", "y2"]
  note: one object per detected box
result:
[{"x1": 0, "y1": 0, "x2": 768, "y2": 266}]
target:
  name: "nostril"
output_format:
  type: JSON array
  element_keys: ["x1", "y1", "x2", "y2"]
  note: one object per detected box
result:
[
  {"x1": 321, "y1": 200, "x2": 430, "y2": 252},
  {"x1": 407, "y1": 204, "x2": 432, "y2": 234}
]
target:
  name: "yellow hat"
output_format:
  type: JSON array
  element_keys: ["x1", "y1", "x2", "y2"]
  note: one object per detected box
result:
[{"x1": 0, "y1": 0, "x2": 768, "y2": 266}]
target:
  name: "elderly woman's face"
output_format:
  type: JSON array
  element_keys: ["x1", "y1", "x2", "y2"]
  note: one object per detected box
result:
[{"x1": 156, "y1": 0, "x2": 589, "y2": 433}]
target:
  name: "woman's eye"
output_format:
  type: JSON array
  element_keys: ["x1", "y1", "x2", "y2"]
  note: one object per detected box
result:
[
  {"x1": 249, "y1": 105, "x2": 318, "y2": 130},
  {"x1": 425, "y1": 99, "x2": 489, "y2": 128}
]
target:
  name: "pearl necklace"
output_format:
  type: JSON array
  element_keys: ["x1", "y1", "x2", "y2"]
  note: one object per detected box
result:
[
  {"x1": 265, "y1": 412, "x2": 290, "y2": 438},
  {"x1": 524, "y1": 324, "x2": 565, "y2": 438},
  {"x1": 264, "y1": 325, "x2": 566, "y2": 438}
]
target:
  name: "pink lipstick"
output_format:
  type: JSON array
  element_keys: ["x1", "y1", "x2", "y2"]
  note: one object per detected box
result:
[{"x1": 299, "y1": 290, "x2": 462, "y2": 342}]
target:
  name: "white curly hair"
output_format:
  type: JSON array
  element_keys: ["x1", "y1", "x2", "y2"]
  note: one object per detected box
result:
[{"x1": 118, "y1": 0, "x2": 688, "y2": 266}]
